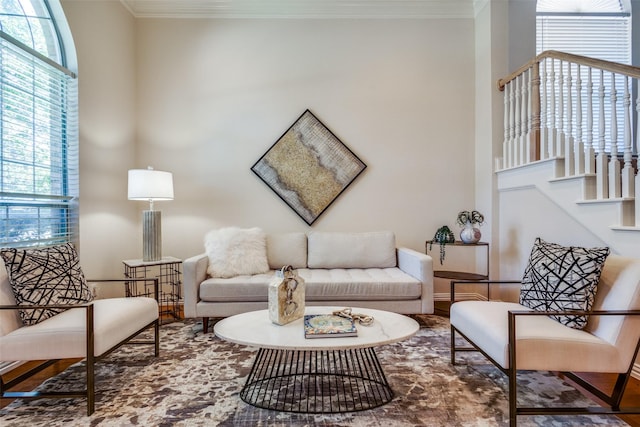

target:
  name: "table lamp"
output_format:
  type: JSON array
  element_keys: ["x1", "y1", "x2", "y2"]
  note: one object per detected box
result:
[{"x1": 128, "y1": 167, "x2": 174, "y2": 262}]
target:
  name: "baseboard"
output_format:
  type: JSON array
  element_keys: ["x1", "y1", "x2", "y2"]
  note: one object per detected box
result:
[{"x1": 0, "y1": 361, "x2": 24, "y2": 376}]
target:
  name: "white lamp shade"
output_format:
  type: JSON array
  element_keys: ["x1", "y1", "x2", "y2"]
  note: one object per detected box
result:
[{"x1": 128, "y1": 169, "x2": 174, "y2": 201}]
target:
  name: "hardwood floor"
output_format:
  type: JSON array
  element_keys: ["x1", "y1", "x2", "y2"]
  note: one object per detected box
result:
[
  {"x1": 1, "y1": 358, "x2": 80, "y2": 409},
  {"x1": 2, "y1": 306, "x2": 639, "y2": 426}
]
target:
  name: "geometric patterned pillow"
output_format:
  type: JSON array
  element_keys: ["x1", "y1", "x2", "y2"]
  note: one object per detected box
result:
[
  {"x1": 519, "y1": 237, "x2": 610, "y2": 329},
  {"x1": 0, "y1": 243, "x2": 93, "y2": 326}
]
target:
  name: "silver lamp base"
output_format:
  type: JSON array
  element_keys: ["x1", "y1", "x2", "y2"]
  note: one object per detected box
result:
[{"x1": 143, "y1": 210, "x2": 162, "y2": 262}]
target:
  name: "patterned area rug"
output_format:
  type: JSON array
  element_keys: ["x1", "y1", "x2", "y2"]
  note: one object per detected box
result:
[{"x1": 0, "y1": 315, "x2": 628, "y2": 426}]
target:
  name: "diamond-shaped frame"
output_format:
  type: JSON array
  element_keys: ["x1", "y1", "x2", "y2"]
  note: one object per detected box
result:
[{"x1": 251, "y1": 110, "x2": 366, "y2": 225}]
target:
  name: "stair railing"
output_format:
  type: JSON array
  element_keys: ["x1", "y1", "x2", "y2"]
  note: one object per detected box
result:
[{"x1": 498, "y1": 50, "x2": 640, "y2": 226}]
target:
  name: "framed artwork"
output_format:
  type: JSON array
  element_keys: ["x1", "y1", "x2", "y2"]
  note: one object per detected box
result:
[{"x1": 251, "y1": 110, "x2": 367, "y2": 225}]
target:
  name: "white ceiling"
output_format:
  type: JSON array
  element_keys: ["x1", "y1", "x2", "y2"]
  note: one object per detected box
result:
[{"x1": 119, "y1": 0, "x2": 484, "y2": 19}]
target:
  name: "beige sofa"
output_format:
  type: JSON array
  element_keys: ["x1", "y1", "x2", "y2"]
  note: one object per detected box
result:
[{"x1": 183, "y1": 231, "x2": 434, "y2": 331}]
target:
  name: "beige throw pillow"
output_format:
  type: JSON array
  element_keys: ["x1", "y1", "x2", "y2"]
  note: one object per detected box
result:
[
  {"x1": 205, "y1": 227, "x2": 270, "y2": 278},
  {"x1": 307, "y1": 231, "x2": 397, "y2": 269}
]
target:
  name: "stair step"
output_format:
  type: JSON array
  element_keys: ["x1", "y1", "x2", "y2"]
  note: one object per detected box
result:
[{"x1": 576, "y1": 198, "x2": 635, "y2": 227}]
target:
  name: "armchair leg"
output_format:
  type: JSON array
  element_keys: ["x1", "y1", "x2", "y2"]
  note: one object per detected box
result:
[
  {"x1": 154, "y1": 319, "x2": 160, "y2": 357},
  {"x1": 202, "y1": 317, "x2": 209, "y2": 334},
  {"x1": 508, "y1": 311, "x2": 517, "y2": 427},
  {"x1": 508, "y1": 367, "x2": 517, "y2": 427},
  {"x1": 86, "y1": 304, "x2": 95, "y2": 416},
  {"x1": 450, "y1": 325, "x2": 457, "y2": 365},
  {"x1": 87, "y1": 354, "x2": 95, "y2": 416}
]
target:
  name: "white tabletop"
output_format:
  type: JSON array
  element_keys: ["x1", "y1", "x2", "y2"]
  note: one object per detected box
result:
[{"x1": 214, "y1": 306, "x2": 420, "y2": 351}]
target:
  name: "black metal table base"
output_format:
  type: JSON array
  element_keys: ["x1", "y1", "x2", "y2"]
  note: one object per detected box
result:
[{"x1": 240, "y1": 347, "x2": 394, "y2": 413}]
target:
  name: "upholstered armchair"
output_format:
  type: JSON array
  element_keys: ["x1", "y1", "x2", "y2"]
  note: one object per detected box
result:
[
  {"x1": 450, "y1": 240, "x2": 640, "y2": 426},
  {"x1": 0, "y1": 245, "x2": 160, "y2": 415}
]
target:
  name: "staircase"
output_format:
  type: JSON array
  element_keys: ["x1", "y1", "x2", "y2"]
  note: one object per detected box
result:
[{"x1": 496, "y1": 51, "x2": 640, "y2": 256}]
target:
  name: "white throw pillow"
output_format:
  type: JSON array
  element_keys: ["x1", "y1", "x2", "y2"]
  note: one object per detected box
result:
[
  {"x1": 204, "y1": 227, "x2": 270, "y2": 278},
  {"x1": 519, "y1": 237, "x2": 610, "y2": 329}
]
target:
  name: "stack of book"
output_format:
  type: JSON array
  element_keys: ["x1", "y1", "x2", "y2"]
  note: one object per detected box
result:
[{"x1": 303, "y1": 314, "x2": 357, "y2": 339}]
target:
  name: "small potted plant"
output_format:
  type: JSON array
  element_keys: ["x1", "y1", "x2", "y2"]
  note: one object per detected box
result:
[
  {"x1": 456, "y1": 210, "x2": 484, "y2": 244},
  {"x1": 428, "y1": 225, "x2": 455, "y2": 264}
]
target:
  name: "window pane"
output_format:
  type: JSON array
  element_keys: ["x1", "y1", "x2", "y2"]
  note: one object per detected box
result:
[
  {"x1": 0, "y1": 0, "x2": 61, "y2": 63},
  {"x1": 537, "y1": 0, "x2": 628, "y2": 13},
  {"x1": 0, "y1": 0, "x2": 25, "y2": 15},
  {"x1": 0, "y1": 0, "x2": 78, "y2": 248}
]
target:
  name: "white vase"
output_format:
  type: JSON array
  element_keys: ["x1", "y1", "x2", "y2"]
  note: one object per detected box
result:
[{"x1": 460, "y1": 221, "x2": 481, "y2": 244}]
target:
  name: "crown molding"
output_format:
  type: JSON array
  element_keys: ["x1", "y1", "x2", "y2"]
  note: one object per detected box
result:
[{"x1": 119, "y1": 0, "x2": 477, "y2": 19}]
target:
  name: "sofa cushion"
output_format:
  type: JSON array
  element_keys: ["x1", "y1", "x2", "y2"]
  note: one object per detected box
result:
[
  {"x1": 266, "y1": 232, "x2": 307, "y2": 269},
  {"x1": 450, "y1": 300, "x2": 624, "y2": 372},
  {"x1": 586, "y1": 255, "x2": 640, "y2": 362},
  {"x1": 0, "y1": 244, "x2": 93, "y2": 326},
  {"x1": 519, "y1": 238, "x2": 610, "y2": 330},
  {"x1": 199, "y1": 272, "x2": 275, "y2": 302},
  {"x1": 0, "y1": 261, "x2": 22, "y2": 336},
  {"x1": 300, "y1": 268, "x2": 421, "y2": 301},
  {"x1": 204, "y1": 227, "x2": 270, "y2": 278},
  {"x1": 198, "y1": 268, "x2": 420, "y2": 303},
  {"x1": 307, "y1": 231, "x2": 396, "y2": 269},
  {"x1": 0, "y1": 296, "x2": 158, "y2": 361}
]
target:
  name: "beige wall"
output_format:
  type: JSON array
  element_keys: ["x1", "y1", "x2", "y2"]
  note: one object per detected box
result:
[
  {"x1": 471, "y1": 0, "x2": 508, "y2": 289},
  {"x1": 60, "y1": 1, "x2": 477, "y2": 286},
  {"x1": 61, "y1": 1, "x2": 138, "y2": 279}
]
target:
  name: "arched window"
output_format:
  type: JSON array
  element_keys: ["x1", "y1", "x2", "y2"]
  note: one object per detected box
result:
[
  {"x1": 536, "y1": 0, "x2": 632, "y2": 153},
  {"x1": 0, "y1": 0, "x2": 78, "y2": 247}
]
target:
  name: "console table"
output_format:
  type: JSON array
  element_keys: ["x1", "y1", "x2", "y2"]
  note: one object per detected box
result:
[{"x1": 425, "y1": 240, "x2": 489, "y2": 281}]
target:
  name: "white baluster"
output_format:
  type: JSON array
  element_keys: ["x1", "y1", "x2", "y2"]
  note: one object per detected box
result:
[
  {"x1": 574, "y1": 64, "x2": 584, "y2": 175},
  {"x1": 621, "y1": 75, "x2": 634, "y2": 198},
  {"x1": 585, "y1": 67, "x2": 596, "y2": 175},
  {"x1": 531, "y1": 63, "x2": 541, "y2": 162},
  {"x1": 596, "y1": 69, "x2": 608, "y2": 199},
  {"x1": 608, "y1": 73, "x2": 621, "y2": 198},
  {"x1": 522, "y1": 70, "x2": 529, "y2": 164},
  {"x1": 509, "y1": 81, "x2": 516, "y2": 168},
  {"x1": 515, "y1": 76, "x2": 522, "y2": 166},
  {"x1": 540, "y1": 60, "x2": 548, "y2": 159},
  {"x1": 565, "y1": 62, "x2": 575, "y2": 176},
  {"x1": 502, "y1": 83, "x2": 509, "y2": 170},
  {"x1": 557, "y1": 60, "x2": 565, "y2": 160},
  {"x1": 548, "y1": 58, "x2": 557, "y2": 159}
]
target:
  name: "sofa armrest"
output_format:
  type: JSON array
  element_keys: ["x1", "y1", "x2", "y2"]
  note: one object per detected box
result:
[
  {"x1": 0, "y1": 302, "x2": 91, "y2": 311},
  {"x1": 397, "y1": 247, "x2": 434, "y2": 314},
  {"x1": 87, "y1": 278, "x2": 159, "y2": 302},
  {"x1": 183, "y1": 253, "x2": 209, "y2": 318},
  {"x1": 506, "y1": 309, "x2": 640, "y2": 375}
]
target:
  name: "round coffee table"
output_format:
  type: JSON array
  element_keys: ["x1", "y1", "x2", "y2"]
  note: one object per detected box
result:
[{"x1": 214, "y1": 306, "x2": 419, "y2": 413}]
